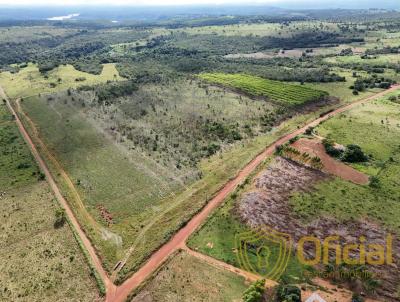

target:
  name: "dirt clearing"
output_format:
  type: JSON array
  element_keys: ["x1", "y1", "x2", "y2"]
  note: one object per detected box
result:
[{"x1": 292, "y1": 138, "x2": 369, "y2": 185}]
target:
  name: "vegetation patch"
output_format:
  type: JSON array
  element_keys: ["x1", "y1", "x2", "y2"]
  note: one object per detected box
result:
[{"x1": 0, "y1": 63, "x2": 124, "y2": 98}]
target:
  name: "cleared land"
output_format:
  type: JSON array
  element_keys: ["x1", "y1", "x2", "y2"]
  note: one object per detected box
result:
[
  {"x1": 291, "y1": 137, "x2": 369, "y2": 184},
  {"x1": 199, "y1": 73, "x2": 328, "y2": 107},
  {"x1": 0, "y1": 102, "x2": 100, "y2": 302},
  {"x1": 187, "y1": 159, "x2": 309, "y2": 283},
  {"x1": 324, "y1": 53, "x2": 400, "y2": 66},
  {"x1": 130, "y1": 250, "x2": 248, "y2": 302}
]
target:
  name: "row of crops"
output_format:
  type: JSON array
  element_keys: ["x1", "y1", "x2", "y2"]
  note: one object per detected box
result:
[{"x1": 199, "y1": 73, "x2": 328, "y2": 107}]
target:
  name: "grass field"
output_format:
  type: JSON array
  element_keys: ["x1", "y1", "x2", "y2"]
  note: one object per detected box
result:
[
  {"x1": 0, "y1": 103, "x2": 100, "y2": 301},
  {"x1": 0, "y1": 63, "x2": 124, "y2": 98},
  {"x1": 188, "y1": 161, "x2": 308, "y2": 283},
  {"x1": 303, "y1": 67, "x2": 383, "y2": 104},
  {"x1": 290, "y1": 96, "x2": 400, "y2": 233},
  {"x1": 199, "y1": 73, "x2": 328, "y2": 107},
  {"x1": 130, "y1": 250, "x2": 248, "y2": 302},
  {"x1": 181, "y1": 21, "x2": 339, "y2": 38}
]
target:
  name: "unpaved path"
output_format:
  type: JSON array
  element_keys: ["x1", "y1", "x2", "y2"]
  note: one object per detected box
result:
[
  {"x1": 0, "y1": 87, "x2": 116, "y2": 298},
  {"x1": 2, "y1": 84, "x2": 398, "y2": 302},
  {"x1": 182, "y1": 245, "x2": 277, "y2": 287},
  {"x1": 292, "y1": 137, "x2": 369, "y2": 184}
]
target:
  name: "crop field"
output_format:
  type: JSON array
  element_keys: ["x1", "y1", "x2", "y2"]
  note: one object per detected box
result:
[
  {"x1": 0, "y1": 63, "x2": 123, "y2": 98},
  {"x1": 0, "y1": 103, "x2": 100, "y2": 301},
  {"x1": 199, "y1": 73, "x2": 328, "y2": 107},
  {"x1": 290, "y1": 97, "x2": 400, "y2": 233},
  {"x1": 130, "y1": 250, "x2": 248, "y2": 302}
]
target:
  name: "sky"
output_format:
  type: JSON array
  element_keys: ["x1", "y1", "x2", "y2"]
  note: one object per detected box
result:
[
  {"x1": 0, "y1": 0, "x2": 398, "y2": 8},
  {"x1": 1, "y1": 0, "x2": 281, "y2": 5}
]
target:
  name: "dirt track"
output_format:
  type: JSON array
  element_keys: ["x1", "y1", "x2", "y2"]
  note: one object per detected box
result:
[
  {"x1": 182, "y1": 245, "x2": 278, "y2": 287},
  {"x1": 292, "y1": 138, "x2": 369, "y2": 185},
  {"x1": 1, "y1": 84, "x2": 399, "y2": 302}
]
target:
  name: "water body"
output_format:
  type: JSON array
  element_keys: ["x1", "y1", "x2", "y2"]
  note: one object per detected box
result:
[{"x1": 47, "y1": 13, "x2": 80, "y2": 21}]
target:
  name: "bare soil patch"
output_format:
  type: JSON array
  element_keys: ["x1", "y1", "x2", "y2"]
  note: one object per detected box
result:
[
  {"x1": 292, "y1": 138, "x2": 369, "y2": 185},
  {"x1": 237, "y1": 157, "x2": 399, "y2": 301},
  {"x1": 98, "y1": 205, "x2": 114, "y2": 226},
  {"x1": 301, "y1": 278, "x2": 379, "y2": 302}
]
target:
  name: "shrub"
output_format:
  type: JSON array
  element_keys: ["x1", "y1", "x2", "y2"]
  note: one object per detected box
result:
[
  {"x1": 369, "y1": 176, "x2": 381, "y2": 188},
  {"x1": 276, "y1": 284, "x2": 301, "y2": 302},
  {"x1": 304, "y1": 127, "x2": 314, "y2": 135},
  {"x1": 322, "y1": 138, "x2": 343, "y2": 158},
  {"x1": 54, "y1": 209, "x2": 66, "y2": 228},
  {"x1": 243, "y1": 279, "x2": 265, "y2": 302}
]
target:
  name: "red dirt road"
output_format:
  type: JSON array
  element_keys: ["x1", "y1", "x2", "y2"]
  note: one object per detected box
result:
[
  {"x1": 2, "y1": 84, "x2": 398, "y2": 302},
  {"x1": 292, "y1": 138, "x2": 369, "y2": 184}
]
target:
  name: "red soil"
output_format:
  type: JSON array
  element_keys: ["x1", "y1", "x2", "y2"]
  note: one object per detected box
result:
[{"x1": 292, "y1": 138, "x2": 369, "y2": 185}]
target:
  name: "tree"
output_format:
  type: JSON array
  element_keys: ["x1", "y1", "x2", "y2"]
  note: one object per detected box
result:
[
  {"x1": 54, "y1": 209, "x2": 66, "y2": 228},
  {"x1": 342, "y1": 144, "x2": 368, "y2": 163},
  {"x1": 243, "y1": 279, "x2": 265, "y2": 302}
]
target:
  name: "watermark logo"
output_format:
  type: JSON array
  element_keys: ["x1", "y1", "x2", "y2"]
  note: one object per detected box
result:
[
  {"x1": 236, "y1": 228, "x2": 394, "y2": 279},
  {"x1": 297, "y1": 234, "x2": 393, "y2": 266},
  {"x1": 235, "y1": 226, "x2": 292, "y2": 281}
]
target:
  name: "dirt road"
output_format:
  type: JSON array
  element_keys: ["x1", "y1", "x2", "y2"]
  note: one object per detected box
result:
[
  {"x1": 2, "y1": 84, "x2": 398, "y2": 302},
  {"x1": 182, "y1": 245, "x2": 277, "y2": 287},
  {"x1": 0, "y1": 87, "x2": 117, "y2": 298}
]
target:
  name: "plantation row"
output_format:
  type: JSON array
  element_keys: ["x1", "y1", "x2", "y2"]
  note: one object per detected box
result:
[{"x1": 199, "y1": 73, "x2": 328, "y2": 106}]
